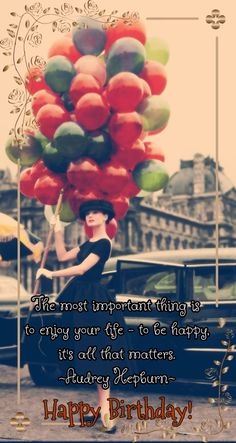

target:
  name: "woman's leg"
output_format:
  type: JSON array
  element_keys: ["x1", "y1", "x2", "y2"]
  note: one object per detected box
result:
[{"x1": 97, "y1": 384, "x2": 111, "y2": 426}]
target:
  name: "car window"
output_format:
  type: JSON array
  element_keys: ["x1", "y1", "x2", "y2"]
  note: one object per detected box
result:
[
  {"x1": 193, "y1": 266, "x2": 236, "y2": 301},
  {"x1": 100, "y1": 272, "x2": 118, "y2": 290},
  {"x1": 122, "y1": 266, "x2": 177, "y2": 299}
]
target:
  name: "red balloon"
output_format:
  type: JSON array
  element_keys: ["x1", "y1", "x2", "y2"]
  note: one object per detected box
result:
[
  {"x1": 113, "y1": 139, "x2": 146, "y2": 171},
  {"x1": 140, "y1": 60, "x2": 167, "y2": 95},
  {"x1": 75, "y1": 55, "x2": 106, "y2": 86},
  {"x1": 32, "y1": 89, "x2": 63, "y2": 116},
  {"x1": 101, "y1": 88, "x2": 109, "y2": 106},
  {"x1": 34, "y1": 174, "x2": 65, "y2": 205},
  {"x1": 105, "y1": 19, "x2": 146, "y2": 53},
  {"x1": 81, "y1": 190, "x2": 105, "y2": 201},
  {"x1": 122, "y1": 177, "x2": 140, "y2": 198},
  {"x1": 36, "y1": 104, "x2": 71, "y2": 139},
  {"x1": 84, "y1": 218, "x2": 117, "y2": 239},
  {"x1": 69, "y1": 73, "x2": 102, "y2": 106},
  {"x1": 66, "y1": 187, "x2": 87, "y2": 214},
  {"x1": 75, "y1": 93, "x2": 110, "y2": 131},
  {"x1": 48, "y1": 36, "x2": 81, "y2": 63},
  {"x1": 139, "y1": 129, "x2": 147, "y2": 140},
  {"x1": 25, "y1": 67, "x2": 49, "y2": 95},
  {"x1": 141, "y1": 79, "x2": 152, "y2": 99},
  {"x1": 108, "y1": 112, "x2": 143, "y2": 147},
  {"x1": 106, "y1": 72, "x2": 143, "y2": 112},
  {"x1": 99, "y1": 162, "x2": 130, "y2": 196},
  {"x1": 20, "y1": 168, "x2": 36, "y2": 198},
  {"x1": 70, "y1": 189, "x2": 104, "y2": 215},
  {"x1": 144, "y1": 140, "x2": 165, "y2": 162},
  {"x1": 30, "y1": 159, "x2": 51, "y2": 181},
  {"x1": 70, "y1": 113, "x2": 77, "y2": 122},
  {"x1": 106, "y1": 196, "x2": 129, "y2": 220},
  {"x1": 67, "y1": 158, "x2": 101, "y2": 194}
]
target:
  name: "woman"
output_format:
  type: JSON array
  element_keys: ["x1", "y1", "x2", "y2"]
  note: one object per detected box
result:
[{"x1": 36, "y1": 199, "x2": 119, "y2": 432}]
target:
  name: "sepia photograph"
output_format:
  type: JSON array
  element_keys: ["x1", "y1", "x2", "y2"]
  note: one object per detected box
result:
[{"x1": 0, "y1": 0, "x2": 235, "y2": 441}]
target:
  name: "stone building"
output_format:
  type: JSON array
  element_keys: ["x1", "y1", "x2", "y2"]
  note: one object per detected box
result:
[
  {"x1": 1, "y1": 153, "x2": 236, "y2": 293},
  {"x1": 136, "y1": 153, "x2": 236, "y2": 251}
]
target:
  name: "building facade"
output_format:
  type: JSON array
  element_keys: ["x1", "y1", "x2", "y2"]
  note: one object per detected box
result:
[{"x1": 1, "y1": 153, "x2": 236, "y2": 292}]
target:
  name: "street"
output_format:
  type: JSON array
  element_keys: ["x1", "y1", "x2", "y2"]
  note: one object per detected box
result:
[{"x1": 0, "y1": 365, "x2": 235, "y2": 442}]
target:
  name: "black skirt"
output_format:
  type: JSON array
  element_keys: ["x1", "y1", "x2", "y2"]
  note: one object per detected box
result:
[{"x1": 57, "y1": 276, "x2": 134, "y2": 386}]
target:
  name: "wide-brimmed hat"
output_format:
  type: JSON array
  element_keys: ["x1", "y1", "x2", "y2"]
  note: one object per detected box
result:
[{"x1": 79, "y1": 199, "x2": 115, "y2": 222}]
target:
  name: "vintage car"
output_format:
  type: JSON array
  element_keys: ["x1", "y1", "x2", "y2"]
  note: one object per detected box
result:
[
  {"x1": 0, "y1": 275, "x2": 30, "y2": 310},
  {"x1": 0, "y1": 248, "x2": 235, "y2": 391}
]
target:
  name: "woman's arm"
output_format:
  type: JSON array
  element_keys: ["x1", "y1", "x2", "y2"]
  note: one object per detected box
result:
[
  {"x1": 36, "y1": 253, "x2": 101, "y2": 279},
  {"x1": 54, "y1": 230, "x2": 80, "y2": 262},
  {"x1": 52, "y1": 253, "x2": 100, "y2": 277}
]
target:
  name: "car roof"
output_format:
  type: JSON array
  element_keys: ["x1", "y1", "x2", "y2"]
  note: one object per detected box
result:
[{"x1": 104, "y1": 248, "x2": 236, "y2": 272}]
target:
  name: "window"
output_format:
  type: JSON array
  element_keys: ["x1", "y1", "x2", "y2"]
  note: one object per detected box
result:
[
  {"x1": 145, "y1": 232, "x2": 153, "y2": 250},
  {"x1": 156, "y1": 234, "x2": 162, "y2": 249},
  {"x1": 174, "y1": 238, "x2": 180, "y2": 249},
  {"x1": 207, "y1": 211, "x2": 214, "y2": 221},
  {"x1": 192, "y1": 266, "x2": 236, "y2": 301},
  {"x1": 100, "y1": 272, "x2": 118, "y2": 290},
  {"x1": 122, "y1": 265, "x2": 178, "y2": 300}
]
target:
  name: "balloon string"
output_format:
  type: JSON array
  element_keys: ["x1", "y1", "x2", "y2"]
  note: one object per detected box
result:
[{"x1": 21, "y1": 188, "x2": 64, "y2": 345}]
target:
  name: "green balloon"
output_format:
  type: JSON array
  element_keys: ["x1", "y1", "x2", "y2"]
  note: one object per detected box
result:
[
  {"x1": 42, "y1": 142, "x2": 69, "y2": 173},
  {"x1": 86, "y1": 131, "x2": 112, "y2": 164},
  {"x1": 44, "y1": 55, "x2": 76, "y2": 93},
  {"x1": 106, "y1": 37, "x2": 146, "y2": 78},
  {"x1": 145, "y1": 37, "x2": 169, "y2": 65},
  {"x1": 137, "y1": 96, "x2": 170, "y2": 131},
  {"x1": 53, "y1": 122, "x2": 88, "y2": 161},
  {"x1": 133, "y1": 159, "x2": 169, "y2": 192},
  {"x1": 35, "y1": 131, "x2": 50, "y2": 150},
  {"x1": 5, "y1": 134, "x2": 42, "y2": 166},
  {"x1": 53, "y1": 200, "x2": 77, "y2": 222}
]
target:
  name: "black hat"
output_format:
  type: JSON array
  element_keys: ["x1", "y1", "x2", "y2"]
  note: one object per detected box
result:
[{"x1": 79, "y1": 199, "x2": 115, "y2": 222}]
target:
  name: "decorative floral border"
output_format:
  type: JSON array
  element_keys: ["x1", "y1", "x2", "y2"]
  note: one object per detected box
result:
[
  {"x1": 1, "y1": 4, "x2": 234, "y2": 440},
  {"x1": 0, "y1": 1, "x2": 139, "y2": 144},
  {"x1": 121, "y1": 319, "x2": 235, "y2": 442}
]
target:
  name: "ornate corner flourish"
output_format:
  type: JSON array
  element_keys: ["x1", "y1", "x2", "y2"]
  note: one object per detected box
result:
[
  {"x1": 206, "y1": 9, "x2": 226, "y2": 30},
  {"x1": 10, "y1": 411, "x2": 31, "y2": 432},
  {"x1": 123, "y1": 319, "x2": 234, "y2": 442},
  {"x1": 0, "y1": 1, "x2": 139, "y2": 145}
]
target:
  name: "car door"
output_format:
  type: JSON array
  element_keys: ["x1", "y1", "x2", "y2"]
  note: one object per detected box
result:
[
  {"x1": 181, "y1": 263, "x2": 236, "y2": 381},
  {"x1": 115, "y1": 259, "x2": 185, "y2": 374}
]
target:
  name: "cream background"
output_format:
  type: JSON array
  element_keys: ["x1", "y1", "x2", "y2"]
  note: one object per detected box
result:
[{"x1": 0, "y1": 0, "x2": 235, "y2": 184}]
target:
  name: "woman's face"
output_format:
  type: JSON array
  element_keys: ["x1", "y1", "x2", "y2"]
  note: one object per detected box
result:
[{"x1": 85, "y1": 210, "x2": 108, "y2": 227}]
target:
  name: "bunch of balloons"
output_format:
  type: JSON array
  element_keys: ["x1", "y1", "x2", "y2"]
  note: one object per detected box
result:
[{"x1": 5, "y1": 17, "x2": 170, "y2": 237}]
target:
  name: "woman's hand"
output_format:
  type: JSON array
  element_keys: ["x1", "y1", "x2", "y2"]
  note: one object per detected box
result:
[
  {"x1": 36, "y1": 268, "x2": 53, "y2": 280},
  {"x1": 50, "y1": 215, "x2": 63, "y2": 233}
]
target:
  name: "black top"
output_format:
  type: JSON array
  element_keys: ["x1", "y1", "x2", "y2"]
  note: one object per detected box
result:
[{"x1": 75, "y1": 239, "x2": 111, "y2": 281}]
